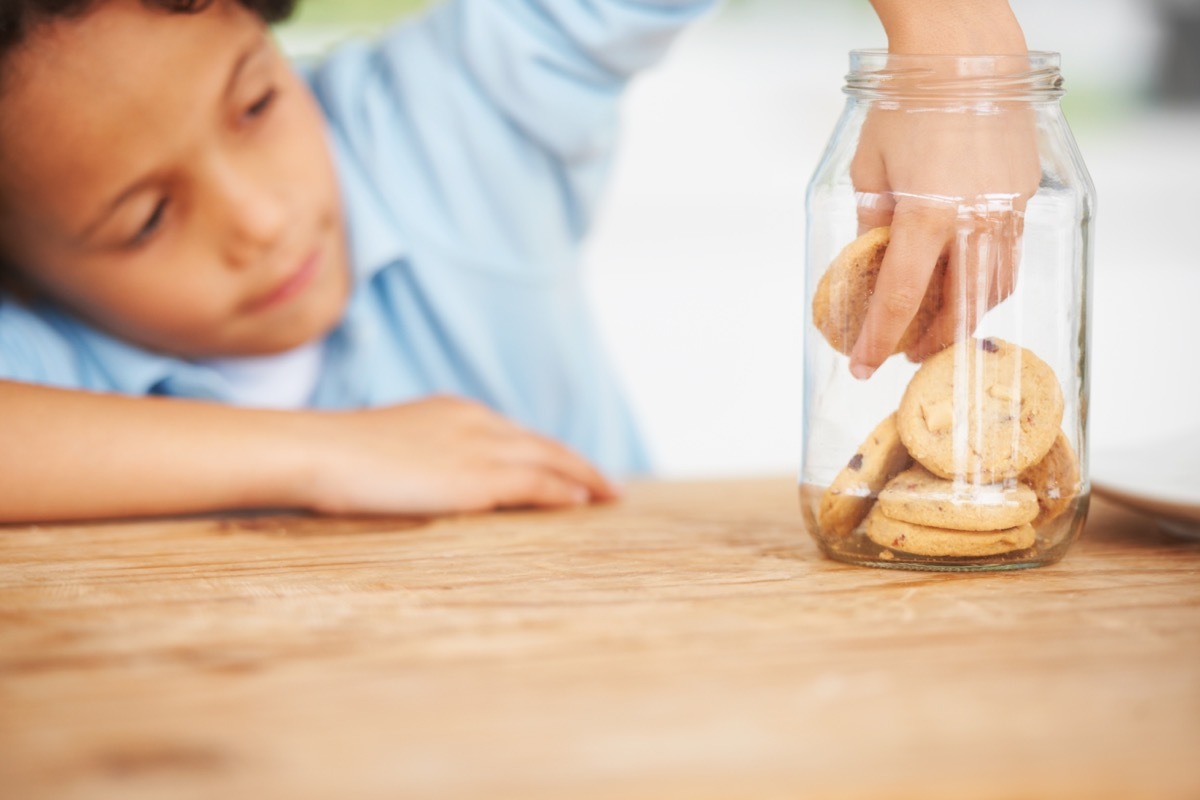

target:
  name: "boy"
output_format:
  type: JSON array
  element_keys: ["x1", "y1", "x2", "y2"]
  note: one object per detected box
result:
[{"x1": 0, "y1": 0, "x2": 1030, "y2": 522}]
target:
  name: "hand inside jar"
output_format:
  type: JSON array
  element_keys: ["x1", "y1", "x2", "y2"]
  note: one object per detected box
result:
[{"x1": 847, "y1": 0, "x2": 1043, "y2": 379}]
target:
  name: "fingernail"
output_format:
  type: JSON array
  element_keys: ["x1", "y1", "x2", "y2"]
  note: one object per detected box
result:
[
  {"x1": 850, "y1": 361, "x2": 875, "y2": 381},
  {"x1": 573, "y1": 487, "x2": 590, "y2": 505}
]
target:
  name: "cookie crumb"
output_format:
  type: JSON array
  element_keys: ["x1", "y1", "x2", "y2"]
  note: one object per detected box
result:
[{"x1": 878, "y1": 550, "x2": 895, "y2": 561}]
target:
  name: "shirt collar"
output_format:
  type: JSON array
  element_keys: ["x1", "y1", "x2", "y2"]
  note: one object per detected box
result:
[
  {"x1": 328, "y1": 120, "x2": 409, "y2": 289},
  {"x1": 42, "y1": 304, "x2": 222, "y2": 398}
]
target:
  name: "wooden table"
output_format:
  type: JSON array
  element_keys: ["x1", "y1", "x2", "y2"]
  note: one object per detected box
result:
[{"x1": 2, "y1": 479, "x2": 1198, "y2": 800}]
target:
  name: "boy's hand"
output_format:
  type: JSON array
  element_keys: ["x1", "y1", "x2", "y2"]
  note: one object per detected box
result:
[
  {"x1": 848, "y1": 102, "x2": 1039, "y2": 377},
  {"x1": 849, "y1": 0, "x2": 1039, "y2": 379},
  {"x1": 304, "y1": 396, "x2": 619, "y2": 515}
]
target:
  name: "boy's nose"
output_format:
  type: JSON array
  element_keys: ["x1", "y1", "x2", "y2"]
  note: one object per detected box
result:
[{"x1": 212, "y1": 163, "x2": 288, "y2": 268}]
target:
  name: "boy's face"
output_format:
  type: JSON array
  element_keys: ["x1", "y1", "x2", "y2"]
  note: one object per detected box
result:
[{"x1": 0, "y1": 0, "x2": 350, "y2": 357}]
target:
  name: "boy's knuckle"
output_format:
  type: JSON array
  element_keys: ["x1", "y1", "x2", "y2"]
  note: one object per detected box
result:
[
  {"x1": 878, "y1": 287, "x2": 922, "y2": 318},
  {"x1": 893, "y1": 202, "x2": 954, "y2": 229}
]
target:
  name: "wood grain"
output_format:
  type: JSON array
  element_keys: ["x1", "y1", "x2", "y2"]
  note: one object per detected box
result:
[{"x1": 1, "y1": 479, "x2": 1198, "y2": 800}]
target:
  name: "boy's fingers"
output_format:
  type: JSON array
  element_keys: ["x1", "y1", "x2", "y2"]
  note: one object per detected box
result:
[
  {"x1": 551, "y1": 443, "x2": 619, "y2": 502},
  {"x1": 990, "y1": 212, "x2": 1023, "y2": 305},
  {"x1": 908, "y1": 227, "x2": 993, "y2": 361},
  {"x1": 849, "y1": 204, "x2": 951, "y2": 379},
  {"x1": 856, "y1": 190, "x2": 896, "y2": 235},
  {"x1": 908, "y1": 211, "x2": 1024, "y2": 361},
  {"x1": 502, "y1": 432, "x2": 618, "y2": 503},
  {"x1": 467, "y1": 409, "x2": 616, "y2": 504},
  {"x1": 540, "y1": 441, "x2": 618, "y2": 503},
  {"x1": 991, "y1": 259, "x2": 1017, "y2": 307},
  {"x1": 493, "y1": 470, "x2": 593, "y2": 510},
  {"x1": 851, "y1": 147, "x2": 894, "y2": 235}
]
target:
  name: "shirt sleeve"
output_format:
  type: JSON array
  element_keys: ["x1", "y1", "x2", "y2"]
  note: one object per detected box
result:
[
  {"x1": 444, "y1": 0, "x2": 718, "y2": 164},
  {"x1": 307, "y1": 0, "x2": 716, "y2": 275}
]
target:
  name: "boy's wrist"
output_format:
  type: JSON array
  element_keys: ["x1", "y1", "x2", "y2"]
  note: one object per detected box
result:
[
  {"x1": 870, "y1": 0, "x2": 1027, "y2": 56},
  {"x1": 253, "y1": 409, "x2": 334, "y2": 513}
]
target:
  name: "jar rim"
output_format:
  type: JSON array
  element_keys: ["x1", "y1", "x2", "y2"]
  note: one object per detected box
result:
[
  {"x1": 845, "y1": 50, "x2": 1064, "y2": 100},
  {"x1": 850, "y1": 49, "x2": 1060, "y2": 64}
]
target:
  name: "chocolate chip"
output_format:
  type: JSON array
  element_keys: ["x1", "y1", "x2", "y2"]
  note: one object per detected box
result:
[
  {"x1": 980, "y1": 338, "x2": 1000, "y2": 353},
  {"x1": 848, "y1": 453, "x2": 864, "y2": 470}
]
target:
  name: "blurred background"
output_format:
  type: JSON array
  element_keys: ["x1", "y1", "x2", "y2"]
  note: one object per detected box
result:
[{"x1": 279, "y1": 0, "x2": 1200, "y2": 479}]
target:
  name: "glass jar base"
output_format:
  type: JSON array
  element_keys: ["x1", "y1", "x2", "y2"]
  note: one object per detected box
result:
[
  {"x1": 800, "y1": 483, "x2": 1088, "y2": 572},
  {"x1": 815, "y1": 546, "x2": 1068, "y2": 573}
]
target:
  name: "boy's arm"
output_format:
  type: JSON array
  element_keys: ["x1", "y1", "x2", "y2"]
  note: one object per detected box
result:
[
  {"x1": 447, "y1": 0, "x2": 719, "y2": 161},
  {"x1": 0, "y1": 382, "x2": 614, "y2": 523},
  {"x1": 310, "y1": 0, "x2": 717, "y2": 270},
  {"x1": 869, "y1": 0, "x2": 1025, "y2": 55},
  {"x1": 1, "y1": 381, "x2": 310, "y2": 521},
  {"x1": 849, "y1": 0, "x2": 1037, "y2": 378}
]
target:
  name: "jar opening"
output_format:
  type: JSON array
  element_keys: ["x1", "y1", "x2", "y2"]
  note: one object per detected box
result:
[{"x1": 845, "y1": 50, "x2": 1064, "y2": 100}]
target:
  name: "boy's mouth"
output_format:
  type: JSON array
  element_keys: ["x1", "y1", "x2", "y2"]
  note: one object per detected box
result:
[{"x1": 245, "y1": 245, "x2": 323, "y2": 313}]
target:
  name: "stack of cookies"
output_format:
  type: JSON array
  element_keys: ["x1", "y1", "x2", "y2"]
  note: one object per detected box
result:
[
  {"x1": 812, "y1": 229, "x2": 1080, "y2": 559},
  {"x1": 818, "y1": 337, "x2": 1080, "y2": 558}
]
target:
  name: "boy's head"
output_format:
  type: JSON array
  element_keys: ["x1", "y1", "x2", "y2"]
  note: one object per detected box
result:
[{"x1": 0, "y1": 0, "x2": 351, "y2": 358}]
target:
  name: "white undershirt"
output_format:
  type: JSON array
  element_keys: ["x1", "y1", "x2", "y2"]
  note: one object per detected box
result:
[{"x1": 199, "y1": 340, "x2": 324, "y2": 410}]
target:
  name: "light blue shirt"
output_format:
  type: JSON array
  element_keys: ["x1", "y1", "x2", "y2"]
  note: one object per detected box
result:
[{"x1": 0, "y1": 0, "x2": 717, "y2": 476}]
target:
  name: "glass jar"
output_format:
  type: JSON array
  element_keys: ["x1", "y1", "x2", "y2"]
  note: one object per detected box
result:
[{"x1": 800, "y1": 51, "x2": 1096, "y2": 571}]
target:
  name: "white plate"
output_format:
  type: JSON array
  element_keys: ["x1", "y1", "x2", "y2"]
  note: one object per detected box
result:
[{"x1": 1091, "y1": 429, "x2": 1200, "y2": 538}]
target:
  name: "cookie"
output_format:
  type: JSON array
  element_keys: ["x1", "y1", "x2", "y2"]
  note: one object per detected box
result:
[
  {"x1": 812, "y1": 226, "x2": 948, "y2": 356},
  {"x1": 878, "y1": 464, "x2": 1039, "y2": 531},
  {"x1": 818, "y1": 413, "x2": 912, "y2": 536},
  {"x1": 897, "y1": 337, "x2": 1064, "y2": 483},
  {"x1": 1019, "y1": 430, "x2": 1081, "y2": 527},
  {"x1": 865, "y1": 506, "x2": 1036, "y2": 558}
]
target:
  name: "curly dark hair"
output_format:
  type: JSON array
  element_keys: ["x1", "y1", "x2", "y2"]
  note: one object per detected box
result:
[{"x1": 1, "y1": 0, "x2": 298, "y2": 61}]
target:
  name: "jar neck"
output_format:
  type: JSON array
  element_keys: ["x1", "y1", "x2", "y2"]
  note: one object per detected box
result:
[{"x1": 844, "y1": 50, "x2": 1064, "y2": 102}]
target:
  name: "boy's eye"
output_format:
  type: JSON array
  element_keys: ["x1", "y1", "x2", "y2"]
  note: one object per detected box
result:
[
  {"x1": 128, "y1": 199, "x2": 168, "y2": 247},
  {"x1": 244, "y1": 88, "x2": 277, "y2": 120}
]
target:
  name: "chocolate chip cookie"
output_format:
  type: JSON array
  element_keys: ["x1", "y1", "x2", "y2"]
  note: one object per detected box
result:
[
  {"x1": 897, "y1": 337, "x2": 1064, "y2": 483},
  {"x1": 818, "y1": 413, "x2": 912, "y2": 536},
  {"x1": 878, "y1": 464, "x2": 1039, "y2": 531},
  {"x1": 1019, "y1": 430, "x2": 1082, "y2": 527},
  {"x1": 812, "y1": 226, "x2": 948, "y2": 356},
  {"x1": 865, "y1": 506, "x2": 1037, "y2": 558}
]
